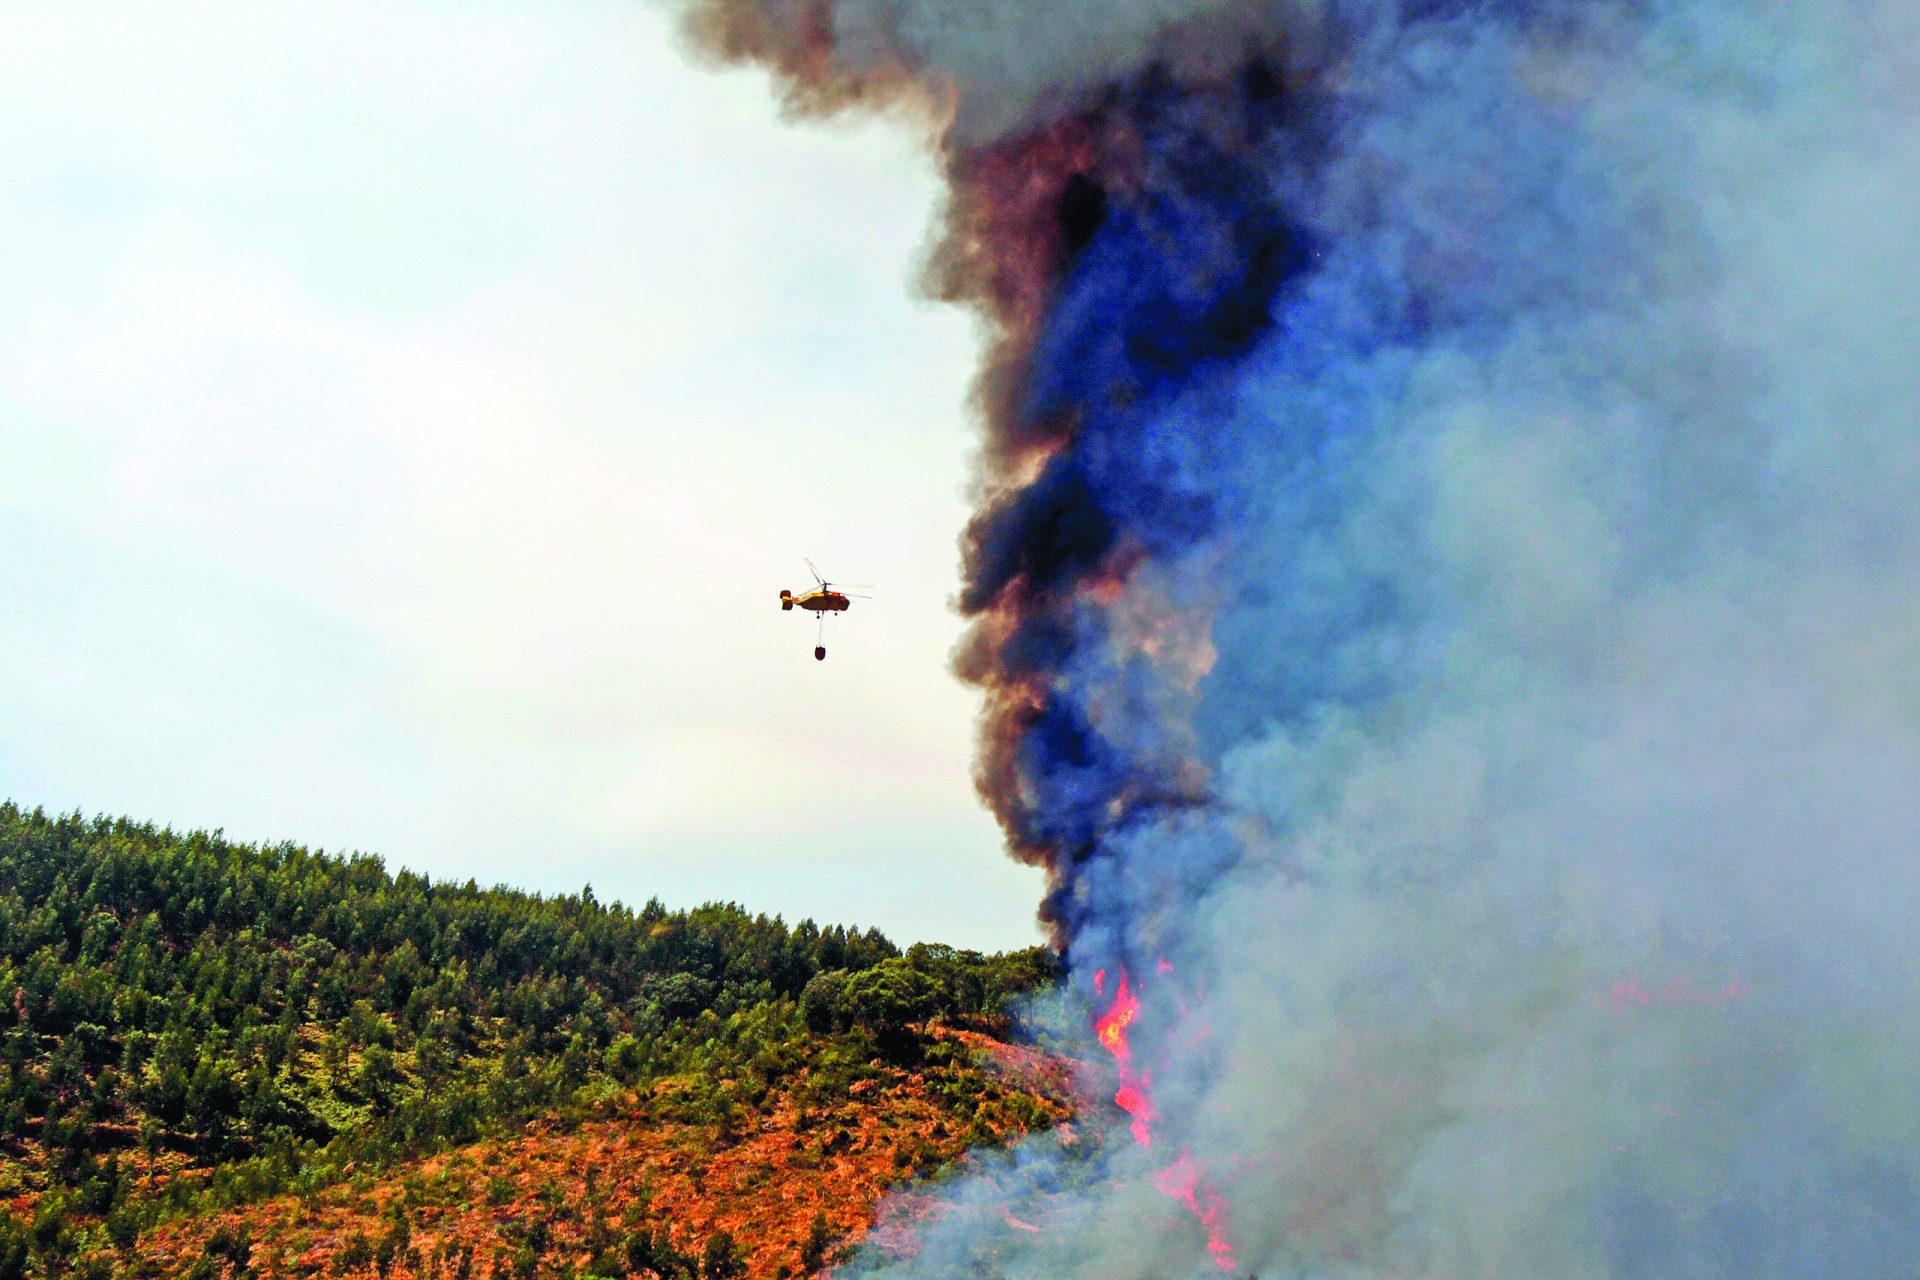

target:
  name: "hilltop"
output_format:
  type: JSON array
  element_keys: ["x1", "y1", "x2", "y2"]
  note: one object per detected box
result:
[{"x1": 0, "y1": 804, "x2": 1073, "y2": 1278}]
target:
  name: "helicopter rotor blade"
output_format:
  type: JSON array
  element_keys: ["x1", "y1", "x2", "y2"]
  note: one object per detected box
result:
[{"x1": 803, "y1": 557, "x2": 825, "y2": 587}]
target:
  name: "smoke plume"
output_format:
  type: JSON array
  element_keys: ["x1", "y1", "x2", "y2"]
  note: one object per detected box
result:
[{"x1": 668, "y1": 0, "x2": 1920, "y2": 1273}]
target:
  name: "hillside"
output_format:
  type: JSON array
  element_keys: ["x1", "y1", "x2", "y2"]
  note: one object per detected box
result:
[
  {"x1": 0, "y1": 804, "x2": 1070, "y2": 1278},
  {"x1": 108, "y1": 1024, "x2": 1075, "y2": 1279}
]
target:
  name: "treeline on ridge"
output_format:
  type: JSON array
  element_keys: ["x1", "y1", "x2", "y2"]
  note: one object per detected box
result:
[{"x1": 0, "y1": 802, "x2": 1057, "y2": 1271}]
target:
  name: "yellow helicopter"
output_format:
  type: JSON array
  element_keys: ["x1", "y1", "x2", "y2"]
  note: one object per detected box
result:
[{"x1": 781, "y1": 559, "x2": 871, "y2": 660}]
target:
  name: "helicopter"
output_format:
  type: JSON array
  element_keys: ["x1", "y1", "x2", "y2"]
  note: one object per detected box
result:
[{"x1": 781, "y1": 559, "x2": 871, "y2": 660}]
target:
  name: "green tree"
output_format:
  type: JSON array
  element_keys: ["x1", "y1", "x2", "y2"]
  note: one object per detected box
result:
[
  {"x1": 0, "y1": 800, "x2": 1059, "y2": 1225},
  {"x1": 701, "y1": 1229, "x2": 747, "y2": 1280},
  {"x1": 800, "y1": 970, "x2": 848, "y2": 1034},
  {"x1": 840, "y1": 960, "x2": 941, "y2": 1046},
  {"x1": 800, "y1": 1212, "x2": 838, "y2": 1276},
  {"x1": 0, "y1": 1216, "x2": 27, "y2": 1280}
]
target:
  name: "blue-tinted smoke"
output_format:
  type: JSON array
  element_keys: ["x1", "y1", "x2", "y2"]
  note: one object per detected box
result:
[{"x1": 671, "y1": 0, "x2": 1920, "y2": 1272}]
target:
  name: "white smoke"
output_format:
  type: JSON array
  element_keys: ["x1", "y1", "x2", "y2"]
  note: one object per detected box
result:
[
  {"x1": 663, "y1": 0, "x2": 1920, "y2": 1269},
  {"x1": 671, "y1": 0, "x2": 1348, "y2": 140},
  {"x1": 823, "y1": 0, "x2": 1920, "y2": 1275}
]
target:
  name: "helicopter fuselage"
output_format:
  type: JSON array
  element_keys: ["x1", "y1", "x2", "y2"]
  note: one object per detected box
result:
[{"x1": 782, "y1": 589, "x2": 850, "y2": 613}]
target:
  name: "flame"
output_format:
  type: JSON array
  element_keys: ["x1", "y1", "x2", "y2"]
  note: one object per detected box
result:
[
  {"x1": 1113, "y1": 1082, "x2": 1156, "y2": 1147},
  {"x1": 1597, "y1": 973, "x2": 1749, "y2": 1014},
  {"x1": 1154, "y1": 1151, "x2": 1239, "y2": 1272},
  {"x1": 1093, "y1": 970, "x2": 1141, "y2": 1058},
  {"x1": 1094, "y1": 969, "x2": 1155, "y2": 1145},
  {"x1": 1091, "y1": 965, "x2": 1237, "y2": 1268}
]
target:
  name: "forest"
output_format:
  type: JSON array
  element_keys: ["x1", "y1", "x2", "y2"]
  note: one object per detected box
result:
[{"x1": 0, "y1": 803, "x2": 1061, "y2": 1278}]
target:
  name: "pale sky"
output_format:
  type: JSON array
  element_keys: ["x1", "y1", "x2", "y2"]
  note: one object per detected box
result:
[{"x1": 0, "y1": 0, "x2": 1045, "y2": 951}]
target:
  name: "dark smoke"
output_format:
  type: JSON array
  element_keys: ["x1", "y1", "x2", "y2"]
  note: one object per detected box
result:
[{"x1": 666, "y1": 0, "x2": 1920, "y2": 1274}]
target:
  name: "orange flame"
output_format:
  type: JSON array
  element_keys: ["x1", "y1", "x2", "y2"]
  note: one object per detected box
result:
[
  {"x1": 1155, "y1": 1151, "x2": 1239, "y2": 1272},
  {"x1": 1094, "y1": 969, "x2": 1155, "y2": 1145},
  {"x1": 1091, "y1": 965, "x2": 1237, "y2": 1269},
  {"x1": 1093, "y1": 970, "x2": 1140, "y2": 1057}
]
